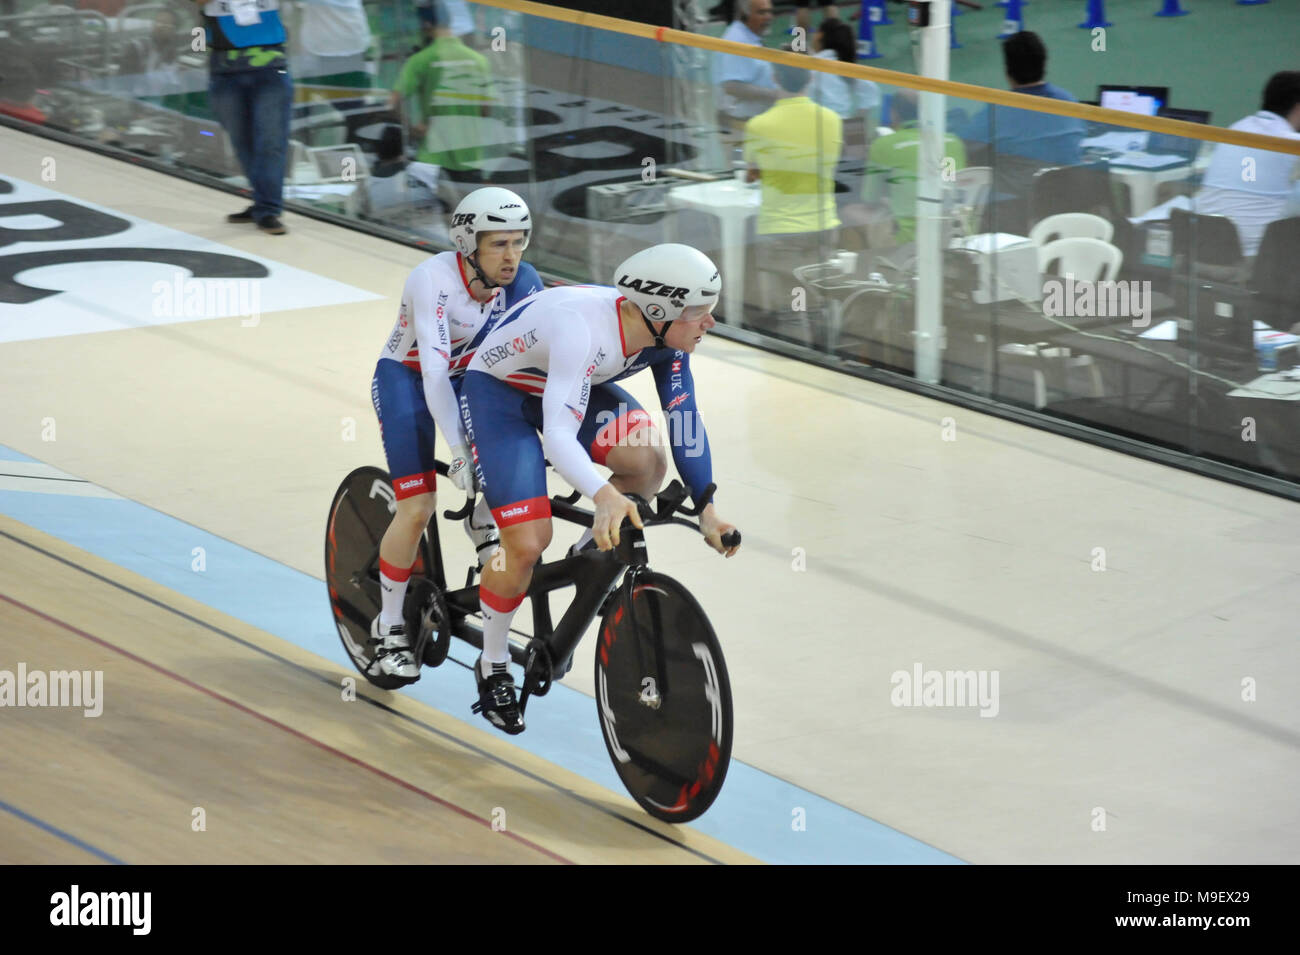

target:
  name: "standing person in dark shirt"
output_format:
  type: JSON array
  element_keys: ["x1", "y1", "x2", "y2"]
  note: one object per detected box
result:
[{"x1": 195, "y1": 0, "x2": 293, "y2": 235}]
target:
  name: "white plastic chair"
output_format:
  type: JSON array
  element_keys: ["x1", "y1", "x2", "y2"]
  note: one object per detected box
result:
[
  {"x1": 1037, "y1": 237, "x2": 1123, "y2": 282},
  {"x1": 1029, "y1": 212, "x2": 1114, "y2": 248}
]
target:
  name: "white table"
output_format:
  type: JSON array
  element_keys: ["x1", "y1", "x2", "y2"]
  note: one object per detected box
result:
[
  {"x1": 665, "y1": 179, "x2": 761, "y2": 325},
  {"x1": 1228, "y1": 371, "x2": 1300, "y2": 401},
  {"x1": 1108, "y1": 149, "x2": 1212, "y2": 216}
]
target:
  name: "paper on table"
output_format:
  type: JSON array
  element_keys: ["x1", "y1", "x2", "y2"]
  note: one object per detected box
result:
[
  {"x1": 1109, "y1": 152, "x2": 1189, "y2": 170},
  {"x1": 1138, "y1": 319, "x2": 1178, "y2": 340},
  {"x1": 1129, "y1": 195, "x2": 1192, "y2": 225},
  {"x1": 1082, "y1": 131, "x2": 1150, "y2": 152}
]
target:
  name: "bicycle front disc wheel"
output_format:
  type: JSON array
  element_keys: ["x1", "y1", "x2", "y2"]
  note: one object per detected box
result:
[
  {"x1": 595, "y1": 571, "x2": 733, "y2": 823},
  {"x1": 325, "y1": 466, "x2": 411, "y2": 690}
]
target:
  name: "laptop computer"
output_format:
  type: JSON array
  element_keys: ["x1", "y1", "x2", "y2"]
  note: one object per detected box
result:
[
  {"x1": 1149, "y1": 107, "x2": 1212, "y2": 162},
  {"x1": 308, "y1": 144, "x2": 367, "y2": 184},
  {"x1": 1097, "y1": 85, "x2": 1170, "y2": 115}
]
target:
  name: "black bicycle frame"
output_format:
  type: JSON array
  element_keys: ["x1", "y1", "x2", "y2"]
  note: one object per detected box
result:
[{"x1": 429, "y1": 494, "x2": 652, "y2": 672}]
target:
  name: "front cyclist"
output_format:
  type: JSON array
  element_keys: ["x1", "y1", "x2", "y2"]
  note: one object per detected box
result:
[
  {"x1": 459, "y1": 243, "x2": 742, "y2": 734},
  {"x1": 369, "y1": 186, "x2": 542, "y2": 682}
]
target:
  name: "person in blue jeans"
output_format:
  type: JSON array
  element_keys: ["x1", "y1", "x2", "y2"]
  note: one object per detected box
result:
[{"x1": 196, "y1": 0, "x2": 293, "y2": 235}]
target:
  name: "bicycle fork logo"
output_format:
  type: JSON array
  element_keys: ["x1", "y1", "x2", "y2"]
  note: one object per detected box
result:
[
  {"x1": 369, "y1": 478, "x2": 397, "y2": 515},
  {"x1": 598, "y1": 667, "x2": 629, "y2": 763},
  {"x1": 693, "y1": 643, "x2": 723, "y2": 743}
]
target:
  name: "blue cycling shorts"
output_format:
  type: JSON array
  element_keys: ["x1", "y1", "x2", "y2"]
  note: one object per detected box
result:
[
  {"x1": 458, "y1": 371, "x2": 654, "y2": 527},
  {"x1": 371, "y1": 358, "x2": 460, "y2": 500}
]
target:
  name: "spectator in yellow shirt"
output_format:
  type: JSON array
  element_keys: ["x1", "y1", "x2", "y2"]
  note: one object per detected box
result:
[{"x1": 743, "y1": 62, "x2": 842, "y2": 347}]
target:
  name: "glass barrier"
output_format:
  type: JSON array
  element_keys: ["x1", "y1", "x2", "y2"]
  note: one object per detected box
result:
[{"x1": 3, "y1": 0, "x2": 1298, "y2": 487}]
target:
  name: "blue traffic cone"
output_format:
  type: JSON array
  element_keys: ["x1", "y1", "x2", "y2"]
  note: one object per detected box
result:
[
  {"x1": 1080, "y1": 0, "x2": 1111, "y2": 28},
  {"x1": 999, "y1": 0, "x2": 1025, "y2": 37},
  {"x1": 1155, "y1": 0, "x2": 1189, "y2": 15},
  {"x1": 867, "y1": 0, "x2": 893, "y2": 26},
  {"x1": 857, "y1": 2, "x2": 883, "y2": 59}
]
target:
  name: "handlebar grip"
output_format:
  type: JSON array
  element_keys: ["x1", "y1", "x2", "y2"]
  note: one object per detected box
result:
[{"x1": 721, "y1": 530, "x2": 741, "y2": 548}]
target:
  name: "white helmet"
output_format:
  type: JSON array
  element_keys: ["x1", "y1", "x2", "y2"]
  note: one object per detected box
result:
[
  {"x1": 614, "y1": 244, "x2": 721, "y2": 326},
  {"x1": 449, "y1": 187, "x2": 531, "y2": 257}
]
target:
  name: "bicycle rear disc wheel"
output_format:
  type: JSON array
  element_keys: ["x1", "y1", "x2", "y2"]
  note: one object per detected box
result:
[
  {"x1": 595, "y1": 571, "x2": 733, "y2": 823},
  {"x1": 325, "y1": 466, "x2": 434, "y2": 690}
]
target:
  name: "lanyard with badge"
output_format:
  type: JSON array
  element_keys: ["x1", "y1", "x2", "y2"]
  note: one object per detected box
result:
[{"x1": 204, "y1": 0, "x2": 278, "y2": 27}]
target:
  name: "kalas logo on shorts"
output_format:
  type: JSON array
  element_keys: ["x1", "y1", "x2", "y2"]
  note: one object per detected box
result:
[
  {"x1": 397, "y1": 478, "x2": 423, "y2": 491},
  {"x1": 480, "y1": 328, "x2": 539, "y2": 368},
  {"x1": 500, "y1": 504, "x2": 529, "y2": 519}
]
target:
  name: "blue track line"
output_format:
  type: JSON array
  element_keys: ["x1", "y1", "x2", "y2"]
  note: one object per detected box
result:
[{"x1": 0, "y1": 796, "x2": 126, "y2": 864}]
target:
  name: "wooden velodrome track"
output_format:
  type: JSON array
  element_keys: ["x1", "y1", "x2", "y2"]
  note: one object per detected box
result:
[
  {"x1": 2, "y1": 126, "x2": 1299, "y2": 865},
  {"x1": 0, "y1": 513, "x2": 748, "y2": 864}
]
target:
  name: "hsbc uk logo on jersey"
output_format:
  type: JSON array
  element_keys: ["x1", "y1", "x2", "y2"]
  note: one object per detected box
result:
[{"x1": 480, "y1": 328, "x2": 538, "y2": 368}]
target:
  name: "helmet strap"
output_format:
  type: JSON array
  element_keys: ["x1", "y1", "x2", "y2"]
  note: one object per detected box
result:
[
  {"x1": 640, "y1": 313, "x2": 672, "y2": 349},
  {"x1": 464, "y1": 250, "x2": 500, "y2": 295}
]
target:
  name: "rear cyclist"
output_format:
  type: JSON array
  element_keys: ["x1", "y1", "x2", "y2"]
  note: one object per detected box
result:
[
  {"x1": 459, "y1": 243, "x2": 741, "y2": 734},
  {"x1": 369, "y1": 186, "x2": 542, "y2": 681}
]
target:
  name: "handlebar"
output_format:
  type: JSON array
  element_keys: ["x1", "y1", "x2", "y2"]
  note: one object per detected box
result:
[{"x1": 432, "y1": 459, "x2": 740, "y2": 548}]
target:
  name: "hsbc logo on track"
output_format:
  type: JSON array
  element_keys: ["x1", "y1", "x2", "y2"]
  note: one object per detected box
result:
[{"x1": 0, "y1": 178, "x2": 378, "y2": 344}]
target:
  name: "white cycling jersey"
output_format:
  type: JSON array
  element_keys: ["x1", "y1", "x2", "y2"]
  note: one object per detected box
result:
[
  {"x1": 466, "y1": 284, "x2": 664, "y2": 500},
  {"x1": 378, "y1": 250, "x2": 536, "y2": 445}
]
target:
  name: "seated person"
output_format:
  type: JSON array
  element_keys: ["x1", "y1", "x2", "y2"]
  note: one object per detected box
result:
[
  {"x1": 744, "y1": 62, "x2": 843, "y2": 347},
  {"x1": 955, "y1": 31, "x2": 1084, "y2": 234},
  {"x1": 955, "y1": 31, "x2": 1085, "y2": 167},
  {"x1": 1192, "y1": 71, "x2": 1300, "y2": 259},
  {"x1": 806, "y1": 16, "x2": 881, "y2": 151},
  {"x1": 714, "y1": 0, "x2": 782, "y2": 128},
  {"x1": 862, "y1": 92, "x2": 966, "y2": 246}
]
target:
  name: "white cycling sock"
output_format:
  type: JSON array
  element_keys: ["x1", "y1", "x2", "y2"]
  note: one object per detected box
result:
[
  {"x1": 480, "y1": 586, "x2": 524, "y2": 676},
  {"x1": 379, "y1": 559, "x2": 412, "y2": 628},
  {"x1": 572, "y1": 527, "x2": 594, "y2": 553}
]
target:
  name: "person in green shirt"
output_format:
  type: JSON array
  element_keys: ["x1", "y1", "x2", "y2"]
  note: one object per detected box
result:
[
  {"x1": 390, "y1": 1, "x2": 493, "y2": 173},
  {"x1": 862, "y1": 94, "x2": 966, "y2": 246},
  {"x1": 743, "y1": 62, "x2": 842, "y2": 347}
]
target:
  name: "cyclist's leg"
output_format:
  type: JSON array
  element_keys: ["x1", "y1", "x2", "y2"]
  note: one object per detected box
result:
[
  {"x1": 562, "y1": 384, "x2": 665, "y2": 553},
  {"x1": 371, "y1": 359, "x2": 439, "y2": 628},
  {"x1": 584, "y1": 383, "x2": 666, "y2": 499},
  {"x1": 461, "y1": 371, "x2": 551, "y2": 677}
]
